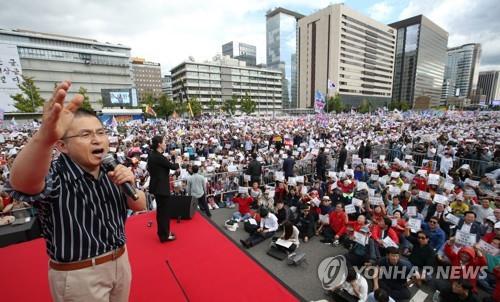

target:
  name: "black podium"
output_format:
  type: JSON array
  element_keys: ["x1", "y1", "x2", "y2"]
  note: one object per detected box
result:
[{"x1": 167, "y1": 196, "x2": 196, "y2": 220}]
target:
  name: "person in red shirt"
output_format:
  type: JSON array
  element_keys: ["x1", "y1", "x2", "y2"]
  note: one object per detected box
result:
[
  {"x1": 320, "y1": 203, "x2": 348, "y2": 243},
  {"x1": 232, "y1": 192, "x2": 254, "y2": 221},
  {"x1": 482, "y1": 221, "x2": 500, "y2": 244},
  {"x1": 443, "y1": 240, "x2": 487, "y2": 293},
  {"x1": 335, "y1": 215, "x2": 367, "y2": 247},
  {"x1": 371, "y1": 217, "x2": 400, "y2": 257},
  {"x1": 413, "y1": 173, "x2": 427, "y2": 192}
]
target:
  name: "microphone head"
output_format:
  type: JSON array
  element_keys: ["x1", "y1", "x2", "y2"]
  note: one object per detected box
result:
[{"x1": 102, "y1": 153, "x2": 116, "y2": 171}]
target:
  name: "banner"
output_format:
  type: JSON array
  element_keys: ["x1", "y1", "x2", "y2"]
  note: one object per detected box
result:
[{"x1": 314, "y1": 90, "x2": 325, "y2": 113}]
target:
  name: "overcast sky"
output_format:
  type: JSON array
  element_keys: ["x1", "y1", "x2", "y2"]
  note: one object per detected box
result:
[{"x1": 1, "y1": 0, "x2": 498, "y2": 74}]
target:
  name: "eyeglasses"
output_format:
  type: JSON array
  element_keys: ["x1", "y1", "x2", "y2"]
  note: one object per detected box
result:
[{"x1": 62, "y1": 129, "x2": 107, "y2": 140}]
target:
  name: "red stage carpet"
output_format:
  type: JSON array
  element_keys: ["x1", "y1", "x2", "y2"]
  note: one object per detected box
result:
[{"x1": 0, "y1": 212, "x2": 299, "y2": 302}]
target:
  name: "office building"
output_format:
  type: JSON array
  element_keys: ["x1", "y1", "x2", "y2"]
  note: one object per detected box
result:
[
  {"x1": 161, "y1": 74, "x2": 173, "y2": 98},
  {"x1": 298, "y1": 4, "x2": 396, "y2": 108},
  {"x1": 131, "y1": 57, "x2": 162, "y2": 101},
  {"x1": 222, "y1": 41, "x2": 256, "y2": 67},
  {"x1": 266, "y1": 7, "x2": 304, "y2": 109},
  {"x1": 390, "y1": 15, "x2": 448, "y2": 108},
  {"x1": 0, "y1": 28, "x2": 132, "y2": 111},
  {"x1": 477, "y1": 71, "x2": 500, "y2": 104},
  {"x1": 170, "y1": 55, "x2": 282, "y2": 114},
  {"x1": 441, "y1": 43, "x2": 481, "y2": 100}
]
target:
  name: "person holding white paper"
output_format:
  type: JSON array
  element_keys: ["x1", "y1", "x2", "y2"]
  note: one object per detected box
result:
[{"x1": 275, "y1": 221, "x2": 299, "y2": 253}]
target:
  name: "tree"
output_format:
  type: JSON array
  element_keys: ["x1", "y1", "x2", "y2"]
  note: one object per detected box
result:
[
  {"x1": 78, "y1": 87, "x2": 93, "y2": 111},
  {"x1": 222, "y1": 95, "x2": 238, "y2": 115},
  {"x1": 389, "y1": 100, "x2": 411, "y2": 111},
  {"x1": 239, "y1": 92, "x2": 256, "y2": 115},
  {"x1": 207, "y1": 98, "x2": 218, "y2": 115},
  {"x1": 187, "y1": 97, "x2": 203, "y2": 117},
  {"x1": 358, "y1": 99, "x2": 371, "y2": 114},
  {"x1": 156, "y1": 94, "x2": 176, "y2": 117},
  {"x1": 11, "y1": 76, "x2": 45, "y2": 112},
  {"x1": 400, "y1": 101, "x2": 410, "y2": 111},
  {"x1": 326, "y1": 93, "x2": 344, "y2": 113},
  {"x1": 142, "y1": 93, "x2": 156, "y2": 108}
]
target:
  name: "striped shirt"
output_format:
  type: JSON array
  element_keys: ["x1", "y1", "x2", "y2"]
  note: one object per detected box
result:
[{"x1": 7, "y1": 153, "x2": 128, "y2": 262}]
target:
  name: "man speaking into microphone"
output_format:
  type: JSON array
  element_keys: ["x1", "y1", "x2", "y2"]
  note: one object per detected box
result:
[{"x1": 7, "y1": 81, "x2": 147, "y2": 302}]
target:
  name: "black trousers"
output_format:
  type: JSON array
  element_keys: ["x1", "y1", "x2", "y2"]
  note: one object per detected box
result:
[
  {"x1": 196, "y1": 194, "x2": 211, "y2": 217},
  {"x1": 155, "y1": 194, "x2": 171, "y2": 240}
]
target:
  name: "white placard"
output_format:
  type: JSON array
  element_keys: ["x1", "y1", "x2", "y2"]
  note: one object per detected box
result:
[
  {"x1": 275, "y1": 171, "x2": 284, "y2": 180},
  {"x1": 428, "y1": 174, "x2": 440, "y2": 185},
  {"x1": 408, "y1": 218, "x2": 422, "y2": 232},
  {"x1": 328, "y1": 171, "x2": 337, "y2": 178},
  {"x1": 357, "y1": 182, "x2": 369, "y2": 191},
  {"x1": 389, "y1": 186, "x2": 401, "y2": 196},
  {"x1": 267, "y1": 190, "x2": 275, "y2": 199},
  {"x1": 276, "y1": 239, "x2": 293, "y2": 248},
  {"x1": 311, "y1": 149, "x2": 319, "y2": 156},
  {"x1": 464, "y1": 178, "x2": 479, "y2": 188},
  {"x1": 301, "y1": 186, "x2": 308, "y2": 195},
  {"x1": 405, "y1": 155, "x2": 413, "y2": 160},
  {"x1": 363, "y1": 158, "x2": 373, "y2": 164},
  {"x1": 370, "y1": 174, "x2": 379, "y2": 181},
  {"x1": 228, "y1": 165, "x2": 238, "y2": 172},
  {"x1": 417, "y1": 169, "x2": 428, "y2": 176},
  {"x1": 352, "y1": 154, "x2": 359, "y2": 160},
  {"x1": 456, "y1": 230, "x2": 477, "y2": 246},
  {"x1": 199, "y1": 157, "x2": 206, "y2": 162},
  {"x1": 345, "y1": 204, "x2": 356, "y2": 214},
  {"x1": 238, "y1": 187, "x2": 249, "y2": 194},
  {"x1": 138, "y1": 161, "x2": 147, "y2": 170},
  {"x1": 391, "y1": 172, "x2": 400, "y2": 178},
  {"x1": 0, "y1": 43, "x2": 23, "y2": 91},
  {"x1": 319, "y1": 214, "x2": 330, "y2": 224},
  {"x1": 402, "y1": 183, "x2": 410, "y2": 191},
  {"x1": 353, "y1": 231, "x2": 367, "y2": 246},
  {"x1": 109, "y1": 136, "x2": 118, "y2": 143},
  {"x1": 296, "y1": 176, "x2": 305, "y2": 183},
  {"x1": 418, "y1": 191, "x2": 431, "y2": 200},
  {"x1": 478, "y1": 240, "x2": 499, "y2": 256},
  {"x1": 433, "y1": 194, "x2": 448, "y2": 204},
  {"x1": 407, "y1": 206, "x2": 417, "y2": 217},
  {"x1": 391, "y1": 219, "x2": 398, "y2": 227},
  {"x1": 368, "y1": 189, "x2": 375, "y2": 197},
  {"x1": 370, "y1": 196, "x2": 383, "y2": 205},
  {"x1": 382, "y1": 236, "x2": 398, "y2": 248},
  {"x1": 194, "y1": 161, "x2": 202, "y2": 166},
  {"x1": 248, "y1": 218, "x2": 257, "y2": 225},
  {"x1": 352, "y1": 198, "x2": 363, "y2": 207},
  {"x1": 288, "y1": 177, "x2": 297, "y2": 186},
  {"x1": 276, "y1": 175, "x2": 285, "y2": 182},
  {"x1": 109, "y1": 147, "x2": 117, "y2": 153},
  {"x1": 380, "y1": 155, "x2": 386, "y2": 161},
  {"x1": 444, "y1": 182, "x2": 455, "y2": 191},
  {"x1": 366, "y1": 163, "x2": 378, "y2": 171},
  {"x1": 243, "y1": 174, "x2": 251, "y2": 182}
]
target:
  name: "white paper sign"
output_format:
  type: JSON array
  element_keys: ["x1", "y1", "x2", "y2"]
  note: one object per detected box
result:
[
  {"x1": 296, "y1": 176, "x2": 305, "y2": 183},
  {"x1": 418, "y1": 191, "x2": 431, "y2": 200},
  {"x1": 428, "y1": 174, "x2": 440, "y2": 185},
  {"x1": 382, "y1": 236, "x2": 398, "y2": 248},
  {"x1": 370, "y1": 174, "x2": 379, "y2": 181},
  {"x1": 478, "y1": 240, "x2": 499, "y2": 256},
  {"x1": 301, "y1": 186, "x2": 308, "y2": 195},
  {"x1": 345, "y1": 204, "x2": 356, "y2": 214},
  {"x1": 433, "y1": 194, "x2": 448, "y2": 204},
  {"x1": 444, "y1": 182, "x2": 455, "y2": 191},
  {"x1": 328, "y1": 171, "x2": 337, "y2": 178},
  {"x1": 464, "y1": 178, "x2": 479, "y2": 188},
  {"x1": 319, "y1": 214, "x2": 330, "y2": 224},
  {"x1": 456, "y1": 230, "x2": 477, "y2": 246},
  {"x1": 417, "y1": 169, "x2": 428, "y2": 176},
  {"x1": 391, "y1": 219, "x2": 398, "y2": 227},
  {"x1": 391, "y1": 172, "x2": 400, "y2": 178},
  {"x1": 408, "y1": 218, "x2": 422, "y2": 232},
  {"x1": 401, "y1": 183, "x2": 410, "y2": 191},
  {"x1": 288, "y1": 177, "x2": 297, "y2": 186},
  {"x1": 380, "y1": 155, "x2": 386, "y2": 161},
  {"x1": 368, "y1": 189, "x2": 375, "y2": 197},
  {"x1": 248, "y1": 218, "x2": 257, "y2": 225},
  {"x1": 370, "y1": 196, "x2": 383, "y2": 205},
  {"x1": 367, "y1": 163, "x2": 378, "y2": 171},
  {"x1": 352, "y1": 198, "x2": 363, "y2": 207},
  {"x1": 357, "y1": 182, "x2": 369, "y2": 191},
  {"x1": 238, "y1": 187, "x2": 249, "y2": 194},
  {"x1": 389, "y1": 186, "x2": 401, "y2": 196},
  {"x1": 276, "y1": 239, "x2": 293, "y2": 248},
  {"x1": 243, "y1": 174, "x2": 251, "y2": 182},
  {"x1": 407, "y1": 206, "x2": 417, "y2": 217},
  {"x1": 445, "y1": 213, "x2": 460, "y2": 225},
  {"x1": 353, "y1": 231, "x2": 367, "y2": 246}
]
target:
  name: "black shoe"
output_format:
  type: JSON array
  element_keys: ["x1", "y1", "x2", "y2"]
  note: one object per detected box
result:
[{"x1": 240, "y1": 239, "x2": 250, "y2": 248}]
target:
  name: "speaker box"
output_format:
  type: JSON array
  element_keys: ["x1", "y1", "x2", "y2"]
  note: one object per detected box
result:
[{"x1": 167, "y1": 196, "x2": 196, "y2": 219}]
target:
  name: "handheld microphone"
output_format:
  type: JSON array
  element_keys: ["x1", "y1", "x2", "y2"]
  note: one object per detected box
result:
[{"x1": 102, "y1": 154, "x2": 139, "y2": 200}]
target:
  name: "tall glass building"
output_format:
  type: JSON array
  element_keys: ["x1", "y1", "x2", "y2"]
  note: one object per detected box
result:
[
  {"x1": 266, "y1": 7, "x2": 304, "y2": 109},
  {"x1": 441, "y1": 43, "x2": 481, "y2": 100},
  {"x1": 390, "y1": 15, "x2": 448, "y2": 107}
]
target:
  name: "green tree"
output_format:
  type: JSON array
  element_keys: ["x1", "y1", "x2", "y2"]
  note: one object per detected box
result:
[
  {"x1": 78, "y1": 87, "x2": 93, "y2": 111},
  {"x1": 222, "y1": 95, "x2": 238, "y2": 115},
  {"x1": 156, "y1": 94, "x2": 176, "y2": 117},
  {"x1": 207, "y1": 98, "x2": 218, "y2": 115},
  {"x1": 358, "y1": 99, "x2": 371, "y2": 114},
  {"x1": 400, "y1": 101, "x2": 410, "y2": 111},
  {"x1": 326, "y1": 93, "x2": 344, "y2": 113},
  {"x1": 11, "y1": 76, "x2": 45, "y2": 112},
  {"x1": 187, "y1": 97, "x2": 203, "y2": 117},
  {"x1": 142, "y1": 93, "x2": 156, "y2": 108},
  {"x1": 175, "y1": 101, "x2": 187, "y2": 115},
  {"x1": 239, "y1": 92, "x2": 256, "y2": 115}
]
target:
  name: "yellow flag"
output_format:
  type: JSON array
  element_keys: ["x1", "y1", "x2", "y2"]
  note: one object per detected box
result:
[{"x1": 187, "y1": 102, "x2": 194, "y2": 117}]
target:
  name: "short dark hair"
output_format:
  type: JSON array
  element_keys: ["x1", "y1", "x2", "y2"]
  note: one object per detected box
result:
[
  {"x1": 259, "y1": 207, "x2": 269, "y2": 217},
  {"x1": 251, "y1": 153, "x2": 257, "y2": 159},
  {"x1": 192, "y1": 165, "x2": 199, "y2": 173},
  {"x1": 345, "y1": 266, "x2": 357, "y2": 282},
  {"x1": 464, "y1": 211, "x2": 476, "y2": 218},
  {"x1": 386, "y1": 246, "x2": 399, "y2": 255},
  {"x1": 383, "y1": 217, "x2": 392, "y2": 227},
  {"x1": 374, "y1": 288, "x2": 389, "y2": 302},
  {"x1": 417, "y1": 231, "x2": 429, "y2": 238},
  {"x1": 151, "y1": 136, "x2": 164, "y2": 150}
]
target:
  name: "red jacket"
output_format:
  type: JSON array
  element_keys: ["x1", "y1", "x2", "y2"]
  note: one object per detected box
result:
[
  {"x1": 329, "y1": 211, "x2": 347, "y2": 234},
  {"x1": 337, "y1": 221, "x2": 364, "y2": 237},
  {"x1": 371, "y1": 225, "x2": 400, "y2": 244},
  {"x1": 233, "y1": 196, "x2": 254, "y2": 215},
  {"x1": 413, "y1": 177, "x2": 427, "y2": 192},
  {"x1": 444, "y1": 245, "x2": 487, "y2": 292}
]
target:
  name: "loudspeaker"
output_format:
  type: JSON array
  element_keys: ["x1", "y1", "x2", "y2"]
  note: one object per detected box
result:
[{"x1": 167, "y1": 196, "x2": 196, "y2": 220}]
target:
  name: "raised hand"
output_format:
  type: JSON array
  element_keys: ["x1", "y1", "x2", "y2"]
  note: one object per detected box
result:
[{"x1": 40, "y1": 81, "x2": 83, "y2": 144}]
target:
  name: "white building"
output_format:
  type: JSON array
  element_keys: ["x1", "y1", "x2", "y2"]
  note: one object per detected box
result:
[
  {"x1": 170, "y1": 55, "x2": 282, "y2": 115},
  {"x1": 442, "y1": 43, "x2": 481, "y2": 100},
  {"x1": 0, "y1": 28, "x2": 133, "y2": 111},
  {"x1": 298, "y1": 4, "x2": 396, "y2": 108}
]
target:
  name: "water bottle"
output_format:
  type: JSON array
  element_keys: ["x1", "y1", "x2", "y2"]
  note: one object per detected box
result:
[{"x1": 432, "y1": 290, "x2": 440, "y2": 302}]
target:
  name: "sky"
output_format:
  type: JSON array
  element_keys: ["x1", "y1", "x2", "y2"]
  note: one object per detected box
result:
[{"x1": 1, "y1": 0, "x2": 499, "y2": 74}]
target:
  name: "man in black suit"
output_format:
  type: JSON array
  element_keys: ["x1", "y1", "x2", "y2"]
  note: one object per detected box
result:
[
  {"x1": 246, "y1": 153, "x2": 262, "y2": 184},
  {"x1": 283, "y1": 151, "x2": 295, "y2": 179},
  {"x1": 337, "y1": 143, "x2": 347, "y2": 172},
  {"x1": 316, "y1": 148, "x2": 327, "y2": 181},
  {"x1": 148, "y1": 136, "x2": 180, "y2": 242}
]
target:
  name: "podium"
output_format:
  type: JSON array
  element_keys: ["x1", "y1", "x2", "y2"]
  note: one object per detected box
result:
[{"x1": 167, "y1": 196, "x2": 196, "y2": 220}]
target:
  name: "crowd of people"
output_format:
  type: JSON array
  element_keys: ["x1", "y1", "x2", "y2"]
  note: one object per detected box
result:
[{"x1": 0, "y1": 108, "x2": 499, "y2": 302}]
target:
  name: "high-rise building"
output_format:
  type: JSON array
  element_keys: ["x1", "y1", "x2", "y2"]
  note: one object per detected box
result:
[
  {"x1": 0, "y1": 28, "x2": 132, "y2": 111},
  {"x1": 389, "y1": 15, "x2": 448, "y2": 108},
  {"x1": 266, "y1": 7, "x2": 304, "y2": 109},
  {"x1": 131, "y1": 57, "x2": 162, "y2": 101},
  {"x1": 161, "y1": 74, "x2": 173, "y2": 98},
  {"x1": 477, "y1": 71, "x2": 500, "y2": 104},
  {"x1": 297, "y1": 4, "x2": 396, "y2": 108},
  {"x1": 170, "y1": 55, "x2": 282, "y2": 114},
  {"x1": 441, "y1": 43, "x2": 481, "y2": 100},
  {"x1": 222, "y1": 41, "x2": 256, "y2": 67}
]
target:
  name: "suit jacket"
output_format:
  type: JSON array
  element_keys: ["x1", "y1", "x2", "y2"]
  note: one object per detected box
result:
[
  {"x1": 147, "y1": 150, "x2": 179, "y2": 196},
  {"x1": 246, "y1": 160, "x2": 262, "y2": 180},
  {"x1": 283, "y1": 157, "x2": 295, "y2": 177}
]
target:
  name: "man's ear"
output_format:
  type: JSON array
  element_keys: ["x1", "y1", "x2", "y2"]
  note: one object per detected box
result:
[{"x1": 55, "y1": 140, "x2": 68, "y2": 154}]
